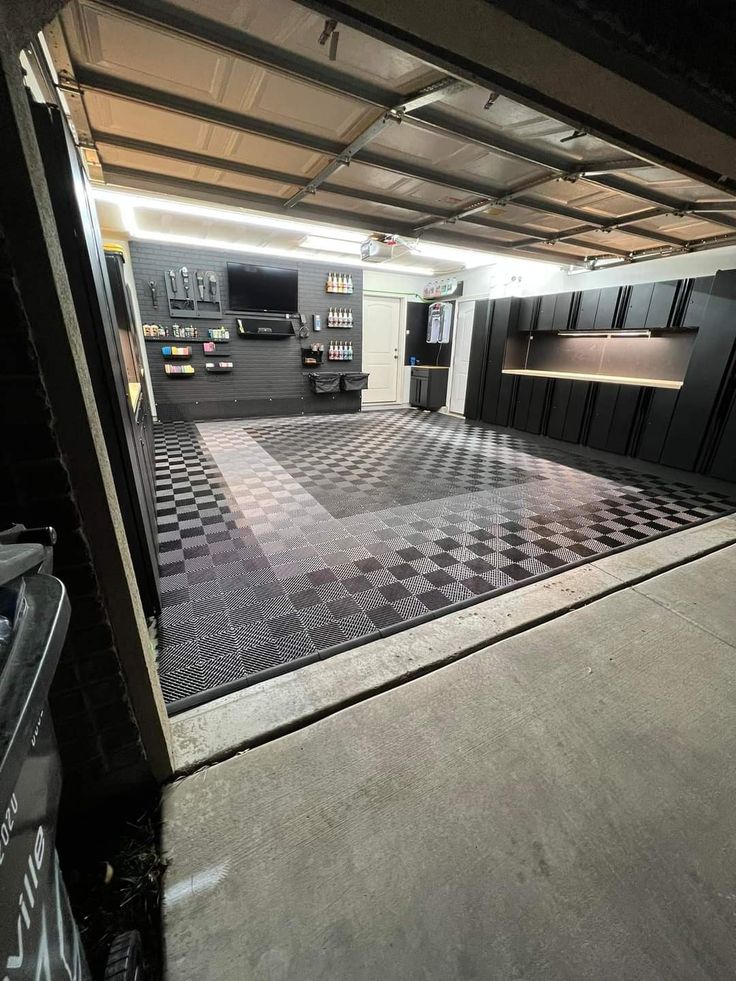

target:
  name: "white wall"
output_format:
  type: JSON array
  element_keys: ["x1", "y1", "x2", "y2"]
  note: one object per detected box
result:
[
  {"x1": 362, "y1": 268, "x2": 428, "y2": 297},
  {"x1": 459, "y1": 245, "x2": 736, "y2": 302}
]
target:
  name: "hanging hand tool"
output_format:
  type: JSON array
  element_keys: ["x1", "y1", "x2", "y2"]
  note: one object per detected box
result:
[
  {"x1": 196, "y1": 271, "x2": 205, "y2": 300},
  {"x1": 149, "y1": 280, "x2": 158, "y2": 307},
  {"x1": 180, "y1": 266, "x2": 190, "y2": 296},
  {"x1": 168, "y1": 269, "x2": 177, "y2": 293}
]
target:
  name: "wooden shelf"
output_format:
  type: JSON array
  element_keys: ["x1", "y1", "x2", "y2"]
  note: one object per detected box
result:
[{"x1": 501, "y1": 368, "x2": 683, "y2": 390}]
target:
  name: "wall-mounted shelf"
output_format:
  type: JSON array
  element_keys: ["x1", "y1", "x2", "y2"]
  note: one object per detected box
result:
[
  {"x1": 502, "y1": 368, "x2": 683, "y2": 390},
  {"x1": 146, "y1": 338, "x2": 228, "y2": 344},
  {"x1": 164, "y1": 364, "x2": 195, "y2": 376},
  {"x1": 162, "y1": 346, "x2": 192, "y2": 358}
]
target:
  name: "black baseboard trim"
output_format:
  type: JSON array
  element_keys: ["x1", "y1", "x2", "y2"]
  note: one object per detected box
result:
[{"x1": 155, "y1": 394, "x2": 361, "y2": 422}]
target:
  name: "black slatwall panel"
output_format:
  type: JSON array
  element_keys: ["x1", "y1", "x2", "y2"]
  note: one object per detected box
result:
[{"x1": 130, "y1": 241, "x2": 363, "y2": 421}]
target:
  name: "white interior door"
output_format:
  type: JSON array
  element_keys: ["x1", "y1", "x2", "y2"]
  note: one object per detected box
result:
[
  {"x1": 449, "y1": 300, "x2": 475, "y2": 414},
  {"x1": 362, "y1": 295, "x2": 402, "y2": 403}
]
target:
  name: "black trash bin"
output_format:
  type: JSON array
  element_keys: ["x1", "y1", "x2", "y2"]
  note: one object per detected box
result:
[{"x1": 0, "y1": 538, "x2": 92, "y2": 980}]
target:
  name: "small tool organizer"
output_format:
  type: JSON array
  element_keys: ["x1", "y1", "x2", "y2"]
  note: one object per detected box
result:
[{"x1": 165, "y1": 267, "x2": 223, "y2": 319}]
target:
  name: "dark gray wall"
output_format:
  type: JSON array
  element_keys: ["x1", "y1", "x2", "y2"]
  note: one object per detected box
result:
[{"x1": 130, "y1": 241, "x2": 363, "y2": 421}]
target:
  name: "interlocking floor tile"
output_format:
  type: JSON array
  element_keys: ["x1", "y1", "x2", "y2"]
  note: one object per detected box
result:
[{"x1": 153, "y1": 410, "x2": 734, "y2": 705}]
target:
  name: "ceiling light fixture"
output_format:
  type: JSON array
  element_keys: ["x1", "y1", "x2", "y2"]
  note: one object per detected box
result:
[
  {"x1": 122, "y1": 220, "x2": 434, "y2": 274},
  {"x1": 90, "y1": 186, "x2": 367, "y2": 241},
  {"x1": 299, "y1": 235, "x2": 362, "y2": 255}
]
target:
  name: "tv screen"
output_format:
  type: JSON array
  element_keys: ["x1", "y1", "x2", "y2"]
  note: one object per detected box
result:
[{"x1": 227, "y1": 262, "x2": 299, "y2": 314}]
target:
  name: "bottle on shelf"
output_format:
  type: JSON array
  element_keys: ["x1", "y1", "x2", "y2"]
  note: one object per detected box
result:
[
  {"x1": 347, "y1": 274, "x2": 353, "y2": 294},
  {"x1": 348, "y1": 308, "x2": 353, "y2": 327}
]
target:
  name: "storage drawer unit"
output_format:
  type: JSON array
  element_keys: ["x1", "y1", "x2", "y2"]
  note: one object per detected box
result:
[{"x1": 410, "y1": 366, "x2": 449, "y2": 410}]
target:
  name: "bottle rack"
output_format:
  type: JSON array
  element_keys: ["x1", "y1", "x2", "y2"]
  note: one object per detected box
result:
[
  {"x1": 325, "y1": 272, "x2": 354, "y2": 294},
  {"x1": 164, "y1": 364, "x2": 195, "y2": 376},
  {"x1": 327, "y1": 307, "x2": 354, "y2": 329},
  {"x1": 205, "y1": 361, "x2": 233, "y2": 373}
]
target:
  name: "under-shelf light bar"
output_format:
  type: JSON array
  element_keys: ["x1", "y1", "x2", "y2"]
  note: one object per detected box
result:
[{"x1": 557, "y1": 330, "x2": 651, "y2": 338}]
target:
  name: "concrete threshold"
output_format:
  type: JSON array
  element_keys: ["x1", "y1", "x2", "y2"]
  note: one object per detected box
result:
[{"x1": 171, "y1": 514, "x2": 736, "y2": 772}]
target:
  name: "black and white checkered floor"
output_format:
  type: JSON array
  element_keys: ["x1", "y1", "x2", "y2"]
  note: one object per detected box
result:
[{"x1": 154, "y1": 410, "x2": 734, "y2": 707}]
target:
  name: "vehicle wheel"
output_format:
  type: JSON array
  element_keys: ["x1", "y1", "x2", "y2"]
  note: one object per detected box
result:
[{"x1": 104, "y1": 930, "x2": 145, "y2": 981}]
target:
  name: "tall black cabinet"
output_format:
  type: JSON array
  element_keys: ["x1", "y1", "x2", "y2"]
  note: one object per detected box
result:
[{"x1": 33, "y1": 103, "x2": 160, "y2": 614}]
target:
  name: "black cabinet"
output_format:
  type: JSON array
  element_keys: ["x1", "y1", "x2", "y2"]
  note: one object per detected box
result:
[
  {"x1": 536, "y1": 291, "x2": 573, "y2": 332},
  {"x1": 575, "y1": 287, "x2": 621, "y2": 330},
  {"x1": 517, "y1": 296, "x2": 538, "y2": 332},
  {"x1": 410, "y1": 367, "x2": 448, "y2": 410},
  {"x1": 661, "y1": 269, "x2": 736, "y2": 471},
  {"x1": 464, "y1": 299, "x2": 492, "y2": 420}
]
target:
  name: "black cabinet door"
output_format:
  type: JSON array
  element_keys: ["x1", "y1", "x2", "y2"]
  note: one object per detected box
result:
[
  {"x1": 636, "y1": 389, "x2": 679, "y2": 462},
  {"x1": 646, "y1": 281, "x2": 678, "y2": 327},
  {"x1": 576, "y1": 289, "x2": 600, "y2": 330},
  {"x1": 552, "y1": 292, "x2": 573, "y2": 331},
  {"x1": 587, "y1": 385, "x2": 618, "y2": 449},
  {"x1": 480, "y1": 299, "x2": 513, "y2": 424},
  {"x1": 594, "y1": 287, "x2": 621, "y2": 329},
  {"x1": 562, "y1": 382, "x2": 591, "y2": 442},
  {"x1": 464, "y1": 299, "x2": 491, "y2": 419},
  {"x1": 682, "y1": 276, "x2": 714, "y2": 327},
  {"x1": 517, "y1": 296, "x2": 539, "y2": 333},
  {"x1": 536, "y1": 295, "x2": 555, "y2": 332},
  {"x1": 606, "y1": 386, "x2": 642, "y2": 455},
  {"x1": 526, "y1": 379, "x2": 549, "y2": 433},
  {"x1": 546, "y1": 380, "x2": 571, "y2": 439},
  {"x1": 623, "y1": 284, "x2": 654, "y2": 328}
]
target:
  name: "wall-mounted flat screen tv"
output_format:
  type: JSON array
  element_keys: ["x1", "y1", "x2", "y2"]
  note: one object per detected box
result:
[{"x1": 227, "y1": 262, "x2": 299, "y2": 314}]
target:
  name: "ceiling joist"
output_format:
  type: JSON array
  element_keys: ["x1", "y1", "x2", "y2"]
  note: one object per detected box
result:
[{"x1": 49, "y1": 0, "x2": 736, "y2": 270}]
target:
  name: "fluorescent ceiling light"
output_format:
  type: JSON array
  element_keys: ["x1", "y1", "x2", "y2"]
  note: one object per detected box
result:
[
  {"x1": 122, "y1": 219, "x2": 434, "y2": 274},
  {"x1": 91, "y1": 186, "x2": 367, "y2": 240},
  {"x1": 299, "y1": 235, "x2": 361, "y2": 255},
  {"x1": 413, "y1": 241, "x2": 495, "y2": 269}
]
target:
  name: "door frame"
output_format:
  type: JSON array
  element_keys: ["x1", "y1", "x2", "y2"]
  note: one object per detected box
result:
[
  {"x1": 446, "y1": 298, "x2": 476, "y2": 416},
  {"x1": 362, "y1": 292, "x2": 408, "y2": 405}
]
